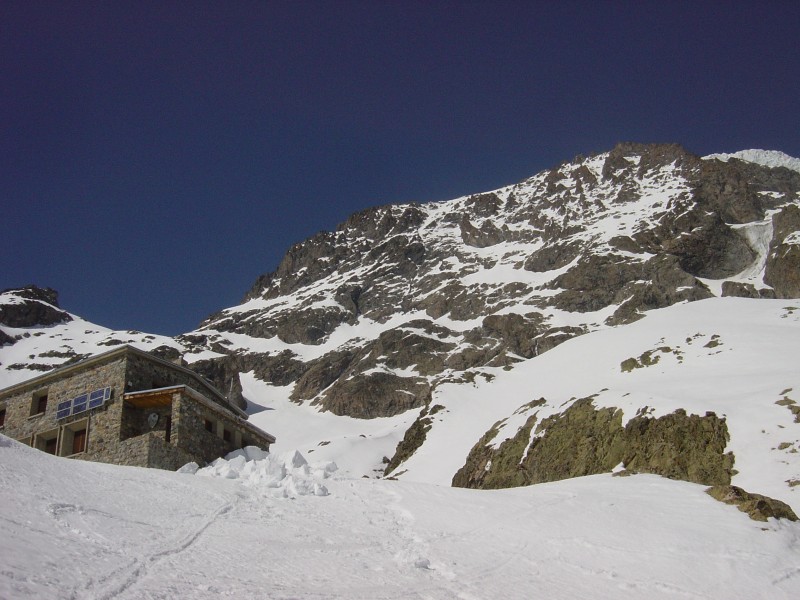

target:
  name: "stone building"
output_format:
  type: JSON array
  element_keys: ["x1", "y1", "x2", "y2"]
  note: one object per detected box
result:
[{"x1": 0, "y1": 345, "x2": 275, "y2": 470}]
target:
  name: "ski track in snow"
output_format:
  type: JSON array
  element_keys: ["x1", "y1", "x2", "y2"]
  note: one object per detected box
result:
[{"x1": 83, "y1": 498, "x2": 239, "y2": 600}]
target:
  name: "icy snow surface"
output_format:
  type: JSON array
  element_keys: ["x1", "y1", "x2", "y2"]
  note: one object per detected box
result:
[{"x1": 2, "y1": 435, "x2": 800, "y2": 600}]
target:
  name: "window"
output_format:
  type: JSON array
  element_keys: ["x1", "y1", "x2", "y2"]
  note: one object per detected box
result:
[
  {"x1": 33, "y1": 429, "x2": 59, "y2": 455},
  {"x1": 71, "y1": 429, "x2": 87, "y2": 454},
  {"x1": 204, "y1": 418, "x2": 214, "y2": 433},
  {"x1": 32, "y1": 391, "x2": 49, "y2": 415},
  {"x1": 0, "y1": 408, "x2": 5, "y2": 428},
  {"x1": 59, "y1": 419, "x2": 89, "y2": 457},
  {"x1": 165, "y1": 415, "x2": 172, "y2": 444},
  {"x1": 223, "y1": 428, "x2": 231, "y2": 443}
]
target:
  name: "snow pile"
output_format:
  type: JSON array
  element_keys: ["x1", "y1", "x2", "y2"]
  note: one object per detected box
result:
[{"x1": 185, "y1": 447, "x2": 337, "y2": 498}]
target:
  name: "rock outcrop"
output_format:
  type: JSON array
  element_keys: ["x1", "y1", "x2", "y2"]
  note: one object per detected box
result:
[
  {"x1": 452, "y1": 399, "x2": 735, "y2": 489},
  {"x1": 706, "y1": 485, "x2": 798, "y2": 522},
  {"x1": 0, "y1": 286, "x2": 72, "y2": 328}
]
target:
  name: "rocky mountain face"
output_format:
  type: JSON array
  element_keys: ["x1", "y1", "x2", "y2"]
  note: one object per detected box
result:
[
  {"x1": 177, "y1": 143, "x2": 800, "y2": 419},
  {"x1": 3, "y1": 142, "x2": 800, "y2": 503}
]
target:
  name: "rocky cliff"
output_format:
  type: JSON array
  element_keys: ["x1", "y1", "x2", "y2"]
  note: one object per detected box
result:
[{"x1": 177, "y1": 143, "x2": 800, "y2": 421}]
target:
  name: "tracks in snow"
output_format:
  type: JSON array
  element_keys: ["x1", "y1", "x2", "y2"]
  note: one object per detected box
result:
[{"x1": 73, "y1": 497, "x2": 238, "y2": 600}]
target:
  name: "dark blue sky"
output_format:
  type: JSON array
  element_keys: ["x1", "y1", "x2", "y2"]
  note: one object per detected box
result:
[{"x1": 3, "y1": 1, "x2": 799, "y2": 335}]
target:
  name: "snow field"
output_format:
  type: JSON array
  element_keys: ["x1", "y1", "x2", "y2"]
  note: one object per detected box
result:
[{"x1": 2, "y1": 434, "x2": 800, "y2": 599}]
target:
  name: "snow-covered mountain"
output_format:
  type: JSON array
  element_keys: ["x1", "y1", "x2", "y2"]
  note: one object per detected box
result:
[
  {"x1": 3, "y1": 142, "x2": 800, "y2": 505},
  {"x1": 3, "y1": 141, "x2": 800, "y2": 598}
]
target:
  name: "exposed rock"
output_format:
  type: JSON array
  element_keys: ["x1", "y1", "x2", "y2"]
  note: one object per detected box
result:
[
  {"x1": 148, "y1": 345, "x2": 186, "y2": 366},
  {"x1": 369, "y1": 329, "x2": 455, "y2": 376},
  {"x1": 290, "y1": 349, "x2": 358, "y2": 401},
  {"x1": 459, "y1": 217, "x2": 506, "y2": 248},
  {"x1": 178, "y1": 143, "x2": 800, "y2": 423},
  {"x1": 418, "y1": 281, "x2": 488, "y2": 321},
  {"x1": 453, "y1": 399, "x2": 734, "y2": 489},
  {"x1": 275, "y1": 306, "x2": 351, "y2": 345},
  {"x1": 608, "y1": 235, "x2": 643, "y2": 253},
  {"x1": 694, "y1": 158, "x2": 764, "y2": 224},
  {"x1": 0, "y1": 329, "x2": 15, "y2": 347},
  {"x1": 465, "y1": 192, "x2": 503, "y2": 217},
  {"x1": 334, "y1": 285, "x2": 363, "y2": 317},
  {"x1": 189, "y1": 350, "x2": 307, "y2": 410},
  {"x1": 549, "y1": 254, "x2": 644, "y2": 312},
  {"x1": 523, "y1": 242, "x2": 581, "y2": 272},
  {"x1": 384, "y1": 404, "x2": 445, "y2": 475},
  {"x1": 0, "y1": 286, "x2": 72, "y2": 327},
  {"x1": 664, "y1": 214, "x2": 755, "y2": 279},
  {"x1": 607, "y1": 255, "x2": 713, "y2": 325},
  {"x1": 321, "y1": 372, "x2": 430, "y2": 418},
  {"x1": 480, "y1": 313, "x2": 544, "y2": 359},
  {"x1": 721, "y1": 281, "x2": 760, "y2": 298},
  {"x1": 706, "y1": 485, "x2": 798, "y2": 522},
  {"x1": 3, "y1": 285, "x2": 62, "y2": 306},
  {"x1": 764, "y1": 204, "x2": 800, "y2": 298}
]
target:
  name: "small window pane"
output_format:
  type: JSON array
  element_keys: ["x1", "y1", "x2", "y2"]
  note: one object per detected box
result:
[{"x1": 72, "y1": 394, "x2": 88, "y2": 414}]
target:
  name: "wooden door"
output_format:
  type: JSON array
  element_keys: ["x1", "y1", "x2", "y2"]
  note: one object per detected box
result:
[{"x1": 72, "y1": 429, "x2": 87, "y2": 454}]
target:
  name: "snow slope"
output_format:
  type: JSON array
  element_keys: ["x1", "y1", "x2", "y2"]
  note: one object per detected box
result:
[
  {"x1": 393, "y1": 298, "x2": 800, "y2": 505},
  {"x1": 2, "y1": 435, "x2": 799, "y2": 600}
]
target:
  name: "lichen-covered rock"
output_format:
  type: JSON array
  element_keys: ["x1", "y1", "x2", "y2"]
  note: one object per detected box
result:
[
  {"x1": 706, "y1": 485, "x2": 798, "y2": 521},
  {"x1": 384, "y1": 404, "x2": 445, "y2": 475},
  {"x1": 453, "y1": 399, "x2": 734, "y2": 489}
]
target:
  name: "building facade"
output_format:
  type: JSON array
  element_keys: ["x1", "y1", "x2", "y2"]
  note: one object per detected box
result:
[{"x1": 0, "y1": 345, "x2": 275, "y2": 470}]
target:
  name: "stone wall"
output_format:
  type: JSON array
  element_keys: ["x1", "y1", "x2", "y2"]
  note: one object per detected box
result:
[
  {"x1": 105, "y1": 433, "x2": 195, "y2": 470},
  {"x1": 0, "y1": 356, "x2": 126, "y2": 456},
  {"x1": 124, "y1": 353, "x2": 228, "y2": 407},
  {"x1": 175, "y1": 395, "x2": 230, "y2": 465},
  {"x1": 174, "y1": 392, "x2": 272, "y2": 465}
]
